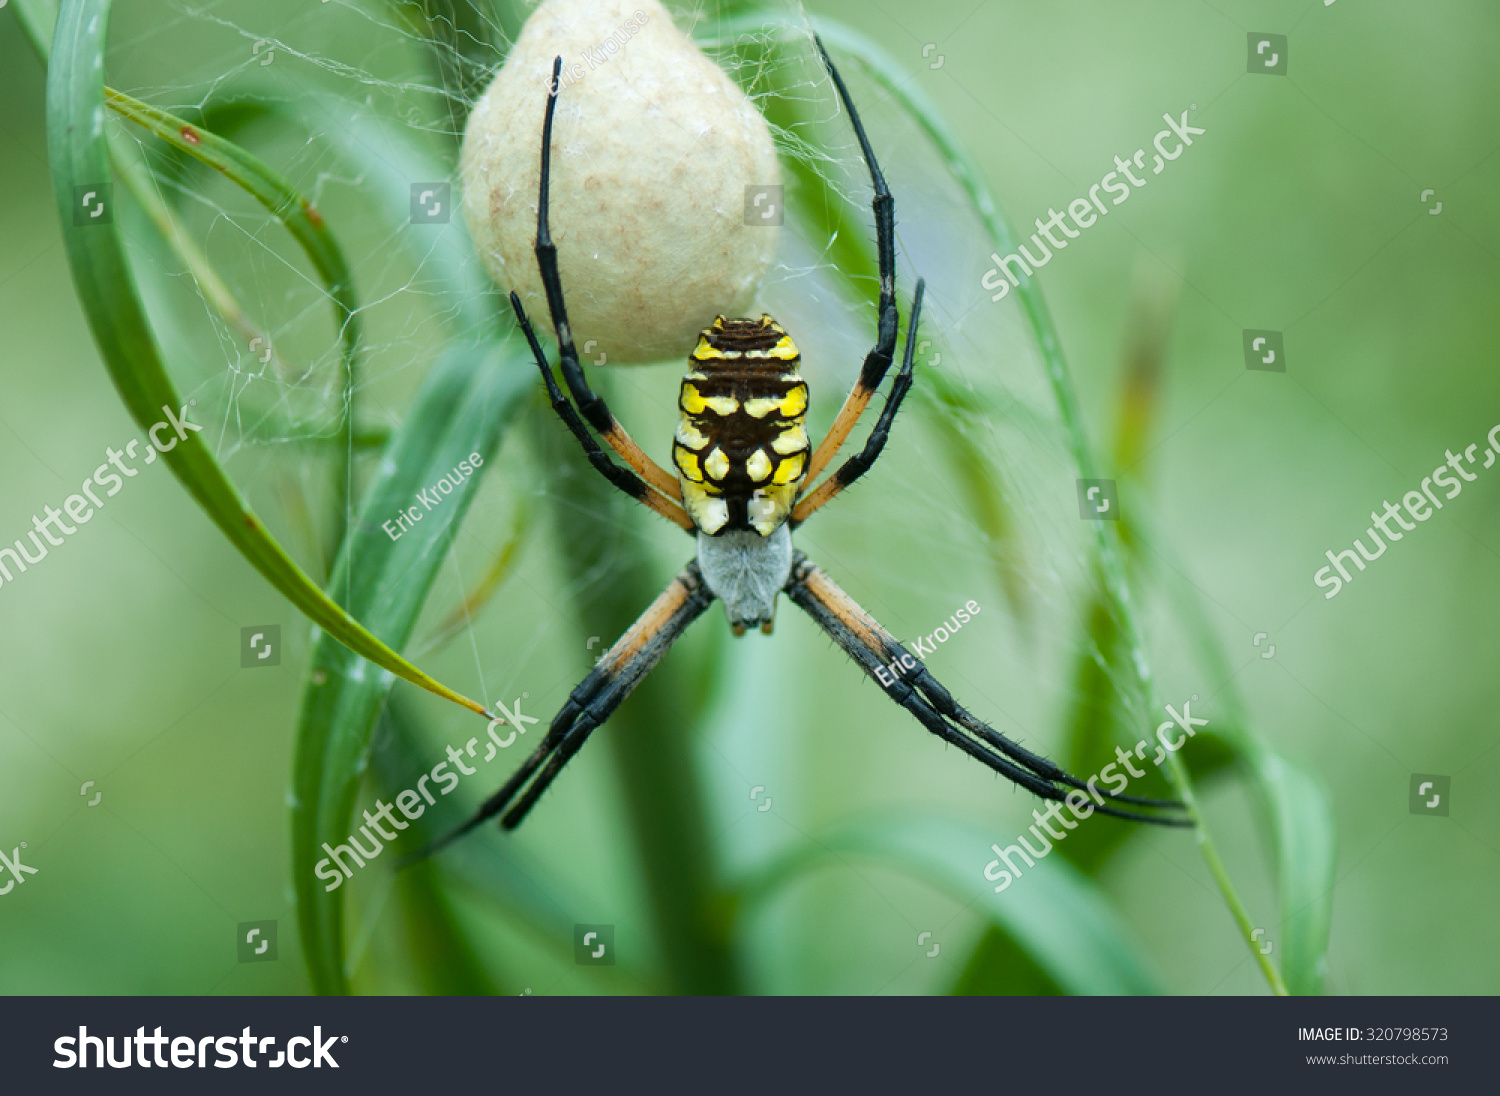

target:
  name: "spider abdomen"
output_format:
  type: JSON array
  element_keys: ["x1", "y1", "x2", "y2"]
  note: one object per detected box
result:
[{"x1": 673, "y1": 315, "x2": 810, "y2": 536}]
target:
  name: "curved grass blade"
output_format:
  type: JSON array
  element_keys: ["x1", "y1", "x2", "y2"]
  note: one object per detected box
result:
[
  {"x1": 19, "y1": 0, "x2": 326, "y2": 550},
  {"x1": 194, "y1": 87, "x2": 499, "y2": 340},
  {"x1": 46, "y1": 0, "x2": 495, "y2": 720},
  {"x1": 1061, "y1": 272, "x2": 1182, "y2": 865},
  {"x1": 1130, "y1": 504, "x2": 1337, "y2": 995},
  {"x1": 1060, "y1": 269, "x2": 1336, "y2": 991},
  {"x1": 101, "y1": 86, "x2": 361, "y2": 568},
  {"x1": 735, "y1": 814, "x2": 1161, "y2": 995},
  {"x1": 293, "y1": 338, "x2": 531, "y2": 994},
  {"x1": 1248, "y1": 752, "x2": 1335, "y2": 996}
]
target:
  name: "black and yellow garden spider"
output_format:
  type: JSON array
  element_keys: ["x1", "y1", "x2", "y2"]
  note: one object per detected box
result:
[{"x1": 445, "y1": 41, "x2": 1188, "y2": 843}]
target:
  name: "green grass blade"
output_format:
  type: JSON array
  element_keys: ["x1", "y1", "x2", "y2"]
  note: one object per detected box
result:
[
  {"x1": 374, "y1": 703, "x2": 503, "y2": 995},
  {"x1": 1063, "y1": 278, "x2": 1336, "y2": 988},
  {"x1": 195, "y1": 88, "x2": 498, "y2": 340},
  {"x1": 100, "y1": 86, "x2": 361, "y2": 567},
  {"x1": 1250, "y1": 753, "x2": 1336, "y2": 995},
  {"x1": 13, "y1": 0, "x2": 58, "y2": 60},
  {"x1": 736, "y1": 815, "x2": 1161, "y2": 995},
  {"x1": 46, "y1": 0, "x2": 496, "y2": 719},
  {"x1": 292, "y1": 338, "x2": 531, "y2": 994},
  {"x1": 17, "y1": 0, "x2": 308, "y2": 406}
]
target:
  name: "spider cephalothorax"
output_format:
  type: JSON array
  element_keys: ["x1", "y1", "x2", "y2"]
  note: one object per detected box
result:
[{"x1": 428, "y1": 42, "x2": 1190, "y2": 847}]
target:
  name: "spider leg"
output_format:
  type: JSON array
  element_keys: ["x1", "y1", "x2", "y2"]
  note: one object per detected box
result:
[
  {"x1": 905, "y1": 669, "x2": 1184, "y2": 810},
  {"x1": 511, "y1": 292, "x2": 695, "y2": 532},
  {"x1": 792, "y1": 279, "x2": 924, "y2": 526},
  {"x1": 530, "y1": 55, "x2": 683, "y2": 503},
  {"x1": 783, "y1": 554, "x2": 1191, "y2": 826},
  {"x1": 799, "y1": 35, "x2": 901, "y2": 490},
  {"x1": 419, "y1": 561, "x2": 715, "y2": 854}
]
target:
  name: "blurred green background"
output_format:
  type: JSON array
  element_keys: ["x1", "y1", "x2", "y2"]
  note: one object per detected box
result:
[{"x1": 0, "y1": 0, "x2": 1496, "y2": 995}]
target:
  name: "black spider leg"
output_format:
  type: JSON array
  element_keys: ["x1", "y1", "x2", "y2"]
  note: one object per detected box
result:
[
  {"x1": 533, "y1": 57, "x2": 603, "y2": 432},
  {"x1": 792, "y1": 278, "x2": 925, "y2": 525},
  {"x1": 529, "y1": 56, "x2": 671, "y2": 488},
  {"x1": 910, "y1": 674, "x2": 1186, "y2": 811},
  {"x1": 795, "y1": 283, "x2": 1181, "y2": 813},
  {"x1": 496, "y1": 562, "x2": 715, "y2": 829},
  {"x1": 417, "y1": 562, "x2": 716, "y2": 857},
  {"x1": 815, "y1": 34, "x2": 899, "y2": 400},
  {"x1": 783, "y1": 555, "x2": 1192, "y2": 827},
  {"x1": 511, "y1": 292, "x2": 694, "y2": 531},
  {"x1": 798, "y1": 36, "x2": 901, "y2": 490}
]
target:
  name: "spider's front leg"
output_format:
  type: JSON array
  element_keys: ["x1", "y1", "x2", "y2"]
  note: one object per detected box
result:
[
  {"x1": 427, "y1": 560, "x2": 716, "y2": 850},
  {"x1": 527, "y1": 55, "x2": 684, "y2": 504},
  {"x1": 798, "y1": 35, "x2": 902, "y2": 491},
  {"x1": 783, "y1": 554, "x2": 1191, "y2": 826}
]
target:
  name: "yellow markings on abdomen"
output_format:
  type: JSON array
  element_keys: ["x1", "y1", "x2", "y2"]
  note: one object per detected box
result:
[
  {"x1": 703, "y1": 447, "x2": 730, "y2": 482},
  {"x1": 771, "y1": 424, "x2": 808, "y2": 455},
  {"x1": 676, "y1": 419, "x2": 710, "y2": 450},
  {"x1": 772, "y1": 450, "x2": 806, "y2": 486},
  {"x1": 680, "y1": 382, "x2": 740, "y2": 418},
  {"x1": 745, "y1": 449, "x2": 772, "y2": 483},
  {"x1": 675, "y1": 314, "x2": 813, "y2": 536},
  {"x1": 673, "y1": 445, "x2": 704, "y2": 483}
]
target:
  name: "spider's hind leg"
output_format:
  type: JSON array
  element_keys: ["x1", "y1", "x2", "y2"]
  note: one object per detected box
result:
[
  {"x1": 783, "y1": 553, "x2": 1191, "y2": 826},
  {"x1": 421, "y1": 560, "x2": 716, "y2": 851}
]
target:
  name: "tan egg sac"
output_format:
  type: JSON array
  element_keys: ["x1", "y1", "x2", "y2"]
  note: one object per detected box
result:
[{"x1": 460, "y1": 0, "x2": 781, "y2": 365}]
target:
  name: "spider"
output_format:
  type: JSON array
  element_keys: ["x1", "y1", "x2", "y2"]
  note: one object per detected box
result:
[{"x1": 443, "y1": 41, "x2": 1189, "y2": 844}]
